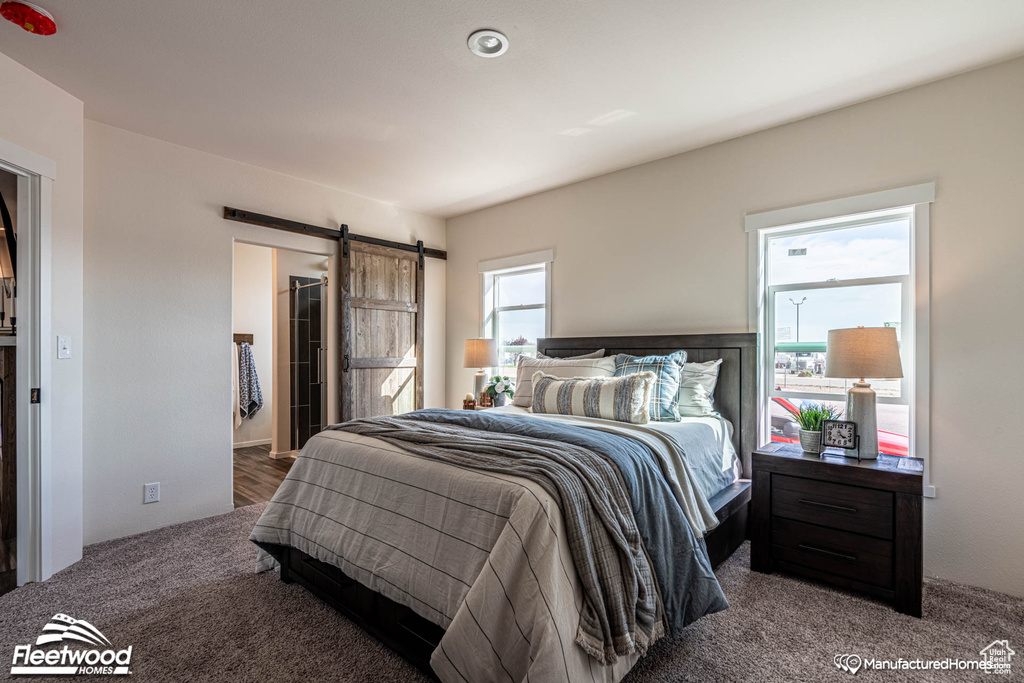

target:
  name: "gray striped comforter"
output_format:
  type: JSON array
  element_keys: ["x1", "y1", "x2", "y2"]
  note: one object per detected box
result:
[{"x1": 251, "y1": 410, "x2": 726, "y2": 682}]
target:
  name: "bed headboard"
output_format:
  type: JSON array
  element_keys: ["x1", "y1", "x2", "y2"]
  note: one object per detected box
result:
[{"x1": 536, "y1": 332, "x2": 758, "y2": 478}]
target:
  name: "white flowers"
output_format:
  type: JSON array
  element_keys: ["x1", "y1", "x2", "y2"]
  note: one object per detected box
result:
[{"x1": 494, "y1": 380, "x2": 508, "y2": 394}]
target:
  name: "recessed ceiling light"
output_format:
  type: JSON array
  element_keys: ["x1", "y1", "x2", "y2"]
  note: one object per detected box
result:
[{"x1": 468, "y1": 29, "x2": 509, "y2": 58}]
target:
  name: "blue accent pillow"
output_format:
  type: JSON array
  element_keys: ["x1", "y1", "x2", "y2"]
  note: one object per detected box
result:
[{"x1": 613, "y1": 350, "x2": 687, "y2": 421}]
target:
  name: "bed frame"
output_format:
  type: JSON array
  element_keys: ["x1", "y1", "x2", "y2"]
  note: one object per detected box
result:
[{"x1": 278, "y1": 332, "x2": 758, "y2": 678}]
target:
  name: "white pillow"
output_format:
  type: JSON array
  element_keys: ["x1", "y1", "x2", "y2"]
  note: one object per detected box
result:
[
  {"x1": 536, "y1": 348, "x2": 605, "y2": 360},
  {"x1": 677, "y1": 359, "x2": 722, "y2": 417},
  {"x1": 513, "y1": 356, "x2": 616, "y2": 408}
]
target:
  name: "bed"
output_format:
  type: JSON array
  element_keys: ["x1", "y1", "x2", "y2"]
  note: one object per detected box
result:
[{"x1": 251, "y1": 332, "x2": 757, "y2": 681}]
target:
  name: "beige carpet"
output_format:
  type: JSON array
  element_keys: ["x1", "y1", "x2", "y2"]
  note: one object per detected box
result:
[{"x1": 0, "y1": 504, "x2": 1020, "y2": 682}]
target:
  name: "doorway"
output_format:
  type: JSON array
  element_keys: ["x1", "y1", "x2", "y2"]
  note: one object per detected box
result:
[
  {"x1": 0, "y1": 137, "x2": 51, "y2": 592},
  {"x1": 231, "y1": 241, "x2": 332, "y2": 507}
]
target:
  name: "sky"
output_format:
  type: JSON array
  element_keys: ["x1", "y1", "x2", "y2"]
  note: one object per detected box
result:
[{"x1": 770, "y1": 219, "x2": 909, "y2": 342}]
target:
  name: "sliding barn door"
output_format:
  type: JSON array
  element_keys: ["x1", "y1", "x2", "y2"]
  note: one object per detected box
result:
[{"x1": 340, "y1": 241, "x2": 424, "y2": 421}]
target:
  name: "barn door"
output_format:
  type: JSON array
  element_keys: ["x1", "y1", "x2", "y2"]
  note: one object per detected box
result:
[{"x1": 340, "y1": 241, "x2": 424, "y2": 420}]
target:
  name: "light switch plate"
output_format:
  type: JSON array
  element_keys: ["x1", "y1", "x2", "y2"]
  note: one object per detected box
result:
[{"x1": 57, "y1": 336, "x2": 71, "y2": 359}]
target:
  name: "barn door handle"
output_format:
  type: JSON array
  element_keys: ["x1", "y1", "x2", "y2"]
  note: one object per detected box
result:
[{"x1": 343, "y1": 354, "x2": 350, "y2": 373}]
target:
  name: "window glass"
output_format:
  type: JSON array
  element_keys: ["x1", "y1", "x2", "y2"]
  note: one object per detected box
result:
[
  {"x1": 772, "y1": 283, "x2": 902, "y2": 397},
  {"x1": 769, "y1": 218, "x2": 910, "y2": 286},
  {"x1": 770, "y1": 398, "x2": 909, "y2": 457},
  {"x1": 497, "y1": 269, "x2": 545, "y2": 307},
  {"x1": 496, "y1": 307, "x2": 545, "y2": 370}
]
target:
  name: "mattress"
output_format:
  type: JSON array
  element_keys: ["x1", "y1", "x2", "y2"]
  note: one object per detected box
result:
[{"x1": 486, "y1": 405, "x2": 741, "y2": 501}]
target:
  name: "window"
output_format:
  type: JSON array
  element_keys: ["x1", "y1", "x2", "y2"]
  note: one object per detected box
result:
[
  {"x1": 747, "y1": 183, "x2": 933, "y2": 495},
  {"x1": 480, "y1": 251, "x2": 552, "y2": 376},
  {"x1": 764, "y1": 213, "x2": 913, "y2": 455}
]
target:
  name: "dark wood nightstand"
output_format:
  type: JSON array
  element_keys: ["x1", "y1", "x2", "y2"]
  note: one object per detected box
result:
[{"x1": 751, "y1": 441, "x2": 924, "y2": 617}]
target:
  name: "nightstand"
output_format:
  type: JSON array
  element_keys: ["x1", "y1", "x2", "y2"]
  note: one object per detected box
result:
[{"x1": 751, "y1": 441, "x2": 924, "y2": 617}]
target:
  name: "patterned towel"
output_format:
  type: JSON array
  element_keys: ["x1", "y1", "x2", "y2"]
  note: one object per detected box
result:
[{"x1": 238, "y1": 341, "x2": 263, "y2": 419}]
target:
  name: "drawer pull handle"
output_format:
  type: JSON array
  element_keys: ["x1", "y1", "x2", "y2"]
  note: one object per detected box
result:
[
  {"x1": 798, "y1": 498, "x2": 857, "y2": 514},
  {"x1": 797, "y1": 543, "x2": 857, "y2": 562}
]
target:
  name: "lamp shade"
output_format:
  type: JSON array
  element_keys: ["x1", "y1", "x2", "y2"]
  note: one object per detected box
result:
[
  {"x1": 464, "y1": 338, "x2": 498, "y2": 368},
  {"x1": 825, "y1": 327, "x2": 903, "y2": 380}
]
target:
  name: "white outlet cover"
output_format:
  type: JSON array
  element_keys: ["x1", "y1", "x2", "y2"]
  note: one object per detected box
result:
[
  {"x1": 57, "y1": 336, "x2": 71, "y2": 359},
  {"x1": 144, "y1": 482, "x2": 160, "y2": 504}
]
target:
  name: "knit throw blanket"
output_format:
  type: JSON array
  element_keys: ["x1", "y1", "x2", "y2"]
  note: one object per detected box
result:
[{"x1": 331, "y1": 414, "x2": 663, "y2": 665}]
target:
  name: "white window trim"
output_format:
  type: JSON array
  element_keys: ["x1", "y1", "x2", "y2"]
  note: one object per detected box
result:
[
  {"x1": 747, "y1": 184, "x2": 934, "y2": 498},
  {"x1": 479, "y1": 250, "x2": 553, "y2": 371}
]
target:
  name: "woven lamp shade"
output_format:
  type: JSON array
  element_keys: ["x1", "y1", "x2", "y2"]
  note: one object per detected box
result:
[
  {"x1": 464, "y1": 338, "x2": 498, "y2": 368},
  {"x1": 825, "y1": 327, "x2": 903, "y2": 380}
]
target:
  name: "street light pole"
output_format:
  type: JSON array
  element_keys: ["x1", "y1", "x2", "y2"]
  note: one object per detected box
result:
[{"x1": 789, "y1": 297, "x2": 806, "y2": 342}]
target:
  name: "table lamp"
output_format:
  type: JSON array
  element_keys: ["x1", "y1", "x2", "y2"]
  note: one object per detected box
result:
[
  {"x1": 825, "y1": 326, "x2": 903, "y2": 459},
  {"x1": 464, "y1": 338, "x2": 498, "y2": 400}
]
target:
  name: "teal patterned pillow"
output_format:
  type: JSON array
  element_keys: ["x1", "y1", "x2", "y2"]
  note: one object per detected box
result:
[{"x1": 613, "y1": 350, "x2": 687, "y2": 421}]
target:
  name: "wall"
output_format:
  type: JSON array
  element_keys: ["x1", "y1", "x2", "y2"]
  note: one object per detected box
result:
[
  {"x1": 270, "y1": 249, "x2": 329, "y2": 456},
  {"x1": 447, "y1": 57, "x2": 1024, "y2": 597},
  {"x1": 0, "y1": 52, "x2": 84, "y2": 578},
  {"x1": 231, "y1": 242, "x2": 273, "y2": 446},
  {"x1": 84, "y1": 121, "x2": 445, "y2": 544}
]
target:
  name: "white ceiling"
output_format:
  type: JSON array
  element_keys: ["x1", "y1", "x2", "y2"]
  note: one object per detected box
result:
[{"x1": 3, "y1": 0, "x2": 1024, "y2": 217}]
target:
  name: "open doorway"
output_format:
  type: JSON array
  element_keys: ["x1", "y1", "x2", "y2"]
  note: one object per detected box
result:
[
  {"x1": 231, "y1": 242, "x2": 331, "y2": 508},
  {"x1": 0, "y1": 169, "x2": 17, "y2": 596}
]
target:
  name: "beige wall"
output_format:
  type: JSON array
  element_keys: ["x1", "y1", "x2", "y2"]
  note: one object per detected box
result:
[
  {"x1": 447, "y1": 57, "x2": 1024, "y2": 596},
  {"x1": 0, "y1": 51, "x2": 85, "y2": 577},
  {"x1": 84, "y1": 121, "x2": 446, "y2": 544},
  {"x1": 231, "y1": 242, "x2": 274, "y2": 446},
  {"x1": 271, "y1": 249, "x2": 329, "y2": 456}
]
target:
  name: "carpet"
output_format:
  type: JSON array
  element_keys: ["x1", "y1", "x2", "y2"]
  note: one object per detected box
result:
[{"x1": 0, "y1": 504, "x2": 1020, "y2": 682}]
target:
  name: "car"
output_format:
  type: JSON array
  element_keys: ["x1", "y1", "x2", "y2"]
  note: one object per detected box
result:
[{"x1": 770, "y1": 396, "x2": 909, "y2": 457}]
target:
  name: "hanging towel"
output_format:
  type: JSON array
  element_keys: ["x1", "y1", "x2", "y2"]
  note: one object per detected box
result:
[
  {"x1": 232, "y1": 342, "x2": 243, "y2": 429},
  {"x1": 238, "y1": 341, "x2": 264, "y2": 420}
]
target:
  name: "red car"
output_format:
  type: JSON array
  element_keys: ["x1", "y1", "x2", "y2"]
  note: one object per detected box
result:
[{"x1": 770, "y1": 396, "x2": 909, "y2": 457}]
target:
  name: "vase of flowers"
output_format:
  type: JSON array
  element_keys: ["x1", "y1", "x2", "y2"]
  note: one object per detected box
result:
[
  {"x1": 783, "y1": 401, "x2": 842, "y2": 453},
  {"x1": 485, "y1": 376, "x2": 514, "y2": 407}
]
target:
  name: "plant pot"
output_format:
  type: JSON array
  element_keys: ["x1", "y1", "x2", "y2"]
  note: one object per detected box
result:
[
  {"x1": 492, "y1": 393, "x2": 507, "y2": 407},
  {"x1": 799, "y1": 429, "x2": 821, "y2": 453}
]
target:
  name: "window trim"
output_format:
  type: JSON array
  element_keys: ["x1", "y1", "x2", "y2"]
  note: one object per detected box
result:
[
  {"x1": 747, "y1": 184, "x2": 934, "y2": 497},
  {"x1": 479, "y1": 250, "x2": 553, "y2": 373}
]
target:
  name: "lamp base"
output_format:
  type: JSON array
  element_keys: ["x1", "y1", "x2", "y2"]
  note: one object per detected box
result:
[
  {"x1": 473, "y1": 369, "x2": 487, "y2": 402},
  {"x1": 847, "y1": 380, "x2": 878, "y2": 459}
]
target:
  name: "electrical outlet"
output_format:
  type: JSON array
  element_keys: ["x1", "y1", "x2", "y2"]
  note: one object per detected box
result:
[{"x1": 144, "y1": 482, "x2": 160, "y2": 504}]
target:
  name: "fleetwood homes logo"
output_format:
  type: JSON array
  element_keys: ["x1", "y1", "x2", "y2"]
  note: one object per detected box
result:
[{"x1": 10, "y1": 614, "x2": 133, "y2": 676}]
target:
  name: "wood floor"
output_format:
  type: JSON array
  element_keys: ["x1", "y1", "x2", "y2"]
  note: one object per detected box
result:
[{"x1": 233, "y1": 444, "x2": 294, "y2": 508}]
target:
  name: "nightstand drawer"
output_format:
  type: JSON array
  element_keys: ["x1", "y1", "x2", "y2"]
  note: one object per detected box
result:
[
  {"x1": 772, "y1": 474, "x2": 893, "y2": 539},
  {"x1": 772, "y1": 517, "x2": 893, "y2": 588}
]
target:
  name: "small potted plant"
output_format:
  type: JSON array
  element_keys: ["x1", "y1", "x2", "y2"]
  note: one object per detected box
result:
[
  {"x1": 484, "y1": 375, "x2": 514, "y2": 407},
  {"x1": 783, "y1": 401, "x2": 842, "y2": 453}
]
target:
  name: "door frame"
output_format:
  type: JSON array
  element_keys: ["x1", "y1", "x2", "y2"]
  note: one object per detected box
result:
[
  {"x1": 229, "y1": 228, "x2": 336, "y2": 473},
  {"x1": 0, "y1": 136, "x2": 53, "y2": 586}
]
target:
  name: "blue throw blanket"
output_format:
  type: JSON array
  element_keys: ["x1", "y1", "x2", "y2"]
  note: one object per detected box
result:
[{"x1": 399, "y1": 409, "x2": 728, "y2": 634}]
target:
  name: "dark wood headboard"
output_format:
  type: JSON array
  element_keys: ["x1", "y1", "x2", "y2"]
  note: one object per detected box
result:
[{"x1": 537, "y1": 332, "x2": 758, "y2": 478}]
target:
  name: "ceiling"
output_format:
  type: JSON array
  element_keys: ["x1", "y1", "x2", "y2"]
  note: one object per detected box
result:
[{"x1": 3, "y1": 1, "x2": 1024, "y2": 217}]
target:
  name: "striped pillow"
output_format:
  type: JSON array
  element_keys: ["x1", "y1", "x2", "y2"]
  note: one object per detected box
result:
[
  {"x1": 531, "y1": 371, "x2": 656, "y2": 424},
  {"x1": 513, "y1": 356, "x2": 617, "y2": 408},
  {"x1": 613, "y1": 350, "x2": 687, "y2": 421}
]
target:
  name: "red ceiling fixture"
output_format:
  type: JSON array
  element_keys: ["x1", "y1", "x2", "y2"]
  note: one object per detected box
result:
[{"x1": 1, "y1": 1, "x2": 56, "y2": 36}]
